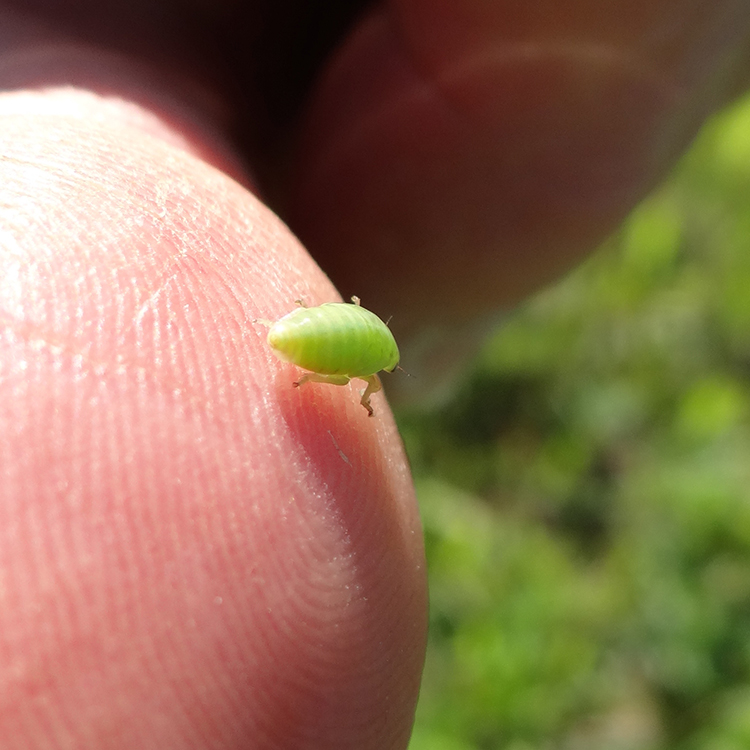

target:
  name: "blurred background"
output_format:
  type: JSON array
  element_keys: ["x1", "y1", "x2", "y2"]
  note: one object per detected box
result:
[{"x1": 400, "y1": 91, "x2": 750, "y2": 750}]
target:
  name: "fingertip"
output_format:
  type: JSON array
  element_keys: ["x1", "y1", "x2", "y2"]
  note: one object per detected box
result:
[{"x1": 0, "y1": 91, "x2": 426, "y2": 748}]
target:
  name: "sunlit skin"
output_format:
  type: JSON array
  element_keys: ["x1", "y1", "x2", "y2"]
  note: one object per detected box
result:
[{"x1": 0, "y1": 2, "x2": 747, "y2": 749}]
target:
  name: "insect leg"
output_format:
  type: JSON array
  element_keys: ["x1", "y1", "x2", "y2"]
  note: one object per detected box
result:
[
  {"x1": 294, "y1": 372, "x2": 351, "y2": 388},
  {"x1": 359, "y1": 374, "x2": 382, "y2": 417}
]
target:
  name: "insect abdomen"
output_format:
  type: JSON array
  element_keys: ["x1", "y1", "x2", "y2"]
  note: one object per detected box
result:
[{"x1": 267, "y1": 303, "x2": 399, "y2": 377}]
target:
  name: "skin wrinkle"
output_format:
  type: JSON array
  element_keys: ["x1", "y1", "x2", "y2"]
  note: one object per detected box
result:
[
  {"x1": 378, "y1": 3, "x2": 688, "y2": 136},
  {"x1": 434, "y1": 41, "x2": 684, "y2": 107},
  {"x1": 319, "y1": 39, "x2": 681, "y2": 176}
]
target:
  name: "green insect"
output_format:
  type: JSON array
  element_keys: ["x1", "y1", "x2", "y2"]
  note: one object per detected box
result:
[{"x1": 265, "y1": 297, "x2": 399, "y2": 417}]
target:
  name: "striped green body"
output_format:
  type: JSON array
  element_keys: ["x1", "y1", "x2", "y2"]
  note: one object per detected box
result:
[{"x1": 267, "y1": 301, "x2": 399, "y2": 377}]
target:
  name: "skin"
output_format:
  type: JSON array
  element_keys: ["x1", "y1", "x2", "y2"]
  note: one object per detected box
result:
[{"x1": 0, "y1": 1, "x2": 749, "y2": 749}]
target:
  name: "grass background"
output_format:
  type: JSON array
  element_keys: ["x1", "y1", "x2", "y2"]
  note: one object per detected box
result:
[{"x1": 401, "y1": 92, "x2": 750, "y2": 750}]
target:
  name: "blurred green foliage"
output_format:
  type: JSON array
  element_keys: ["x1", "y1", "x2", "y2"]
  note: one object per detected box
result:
[{"x1": 402, "y1": 93, "x2": 750, "y2": 750}]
